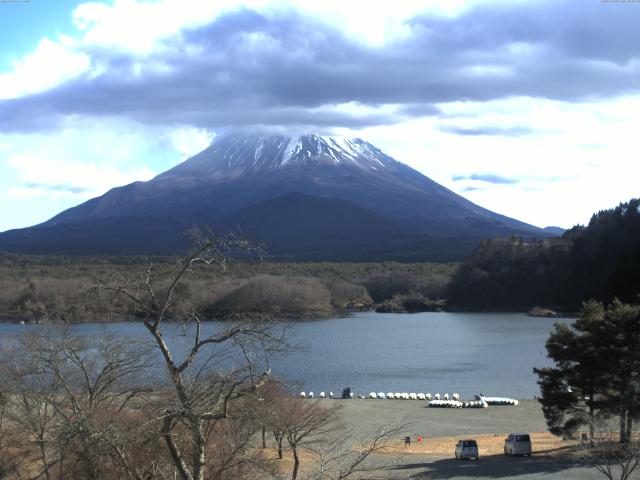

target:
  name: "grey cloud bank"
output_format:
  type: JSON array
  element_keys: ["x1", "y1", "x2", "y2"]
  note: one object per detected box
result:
[
  {"x1": 438, "y1": 125, "x2": 536, "y2": 137},
  {"x1": 452, "y1": 173, "x2": 519, "y2": 185},
  {"x1": 1, "y1": 0, "x2": 639, "y2": 132},
  {"x1": 24, "y1": 183, "x2": 91, "y2": 195}
]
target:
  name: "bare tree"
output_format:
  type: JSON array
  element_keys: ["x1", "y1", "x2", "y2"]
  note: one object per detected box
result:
[
  {"x1": 2, "y1": 351, "x2": 60, "y2": 480},
  {"x1": 252, "y1": 382, "x2": 289, "y2": 459},
  {"x1": 0, "y1": 392, "x2": 23, "y2": 479},
  {"x1": 274, "y1": 398, "x2": 342, "y2": 480},
  {"x1": 582, "y1": 417, "x2": 640, "y2": 480},
  {"x1": 0, "y1": 328, "x2": 158, "y2": 480},
  {"x1": 306, "y1": 422, "x2": 409, "y2": 480},
  {"x1": 107, "y1": 231, "x2": 286, "y2": 480}
]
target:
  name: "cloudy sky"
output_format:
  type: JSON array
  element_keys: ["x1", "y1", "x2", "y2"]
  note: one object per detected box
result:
[{"x1": 1, "y1": 0, "x2": 639, "y2": 232}]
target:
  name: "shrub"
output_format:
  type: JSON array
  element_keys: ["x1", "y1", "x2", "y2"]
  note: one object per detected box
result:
[{"x1": 207, "y1": 275, "x2": 334, "y2": 318}]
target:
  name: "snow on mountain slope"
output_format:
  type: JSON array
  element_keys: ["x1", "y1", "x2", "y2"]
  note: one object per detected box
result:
[{"x1": 163, "y1": 134, "x2": 397, "y2": 179}]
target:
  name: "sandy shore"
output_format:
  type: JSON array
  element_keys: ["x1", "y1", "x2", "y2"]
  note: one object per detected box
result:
[{"x1": 321, "y1": 398, "x2": 549, "y2": 440}]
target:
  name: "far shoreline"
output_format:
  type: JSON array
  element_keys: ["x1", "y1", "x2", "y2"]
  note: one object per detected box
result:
[{"x1": 0, "y1": 308, "x2": 559, "y2": 325}]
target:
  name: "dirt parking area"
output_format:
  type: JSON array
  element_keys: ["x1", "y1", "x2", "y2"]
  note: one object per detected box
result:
[
  {"x1": 301, "y1": 398, "x2": 603, "y2": 479},
  {"x1": 381, "y1": 432, "x2": 574, "y2": 457}
]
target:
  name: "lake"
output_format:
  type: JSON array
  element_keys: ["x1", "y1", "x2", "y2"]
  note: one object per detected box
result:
[{"x1": 0, "y1": 312, "x2": 566, "y2": 399}]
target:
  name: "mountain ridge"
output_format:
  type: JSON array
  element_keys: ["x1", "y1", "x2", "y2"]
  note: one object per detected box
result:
[{"x1": 0, "y1": 133, "x2": 553, "y2": 260}]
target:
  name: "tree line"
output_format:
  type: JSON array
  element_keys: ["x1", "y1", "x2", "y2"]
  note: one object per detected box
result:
[
  {"x1": 0, "y1": 256, "x2": 455, "y2": 323},
  {"x1": 448, "y1": 198, "x2": 640, "y2": 311}
]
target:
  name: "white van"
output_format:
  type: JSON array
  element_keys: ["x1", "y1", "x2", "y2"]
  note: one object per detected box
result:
[
  {"x1": 455, "y1": 439, "x2": 479, "y2": 460},
  {"x1": 504, "y1": 433, "x2": 532, "y2": 456}
]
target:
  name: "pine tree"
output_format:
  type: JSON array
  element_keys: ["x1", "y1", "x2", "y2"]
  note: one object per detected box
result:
[{"x1": 535, "y1": 299, "x2": 640, "y2": 442}]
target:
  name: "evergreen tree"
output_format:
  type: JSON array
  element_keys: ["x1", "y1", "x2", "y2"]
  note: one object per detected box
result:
[{"x1": 535, "y1": 299, "x2": 640, "y2": 442}]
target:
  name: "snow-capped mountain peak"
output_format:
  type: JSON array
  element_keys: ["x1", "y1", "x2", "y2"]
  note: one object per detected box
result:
[{"x1": 170, "y1": 133, "x2": 397, "y2": 179}]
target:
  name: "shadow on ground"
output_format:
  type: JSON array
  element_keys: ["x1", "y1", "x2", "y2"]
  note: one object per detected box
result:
[{"x1": 389, "y1": 450, "x2": 586, "y2": 479}]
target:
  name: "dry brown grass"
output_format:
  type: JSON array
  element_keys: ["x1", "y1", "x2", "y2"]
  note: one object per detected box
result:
[
  {"x1": 253, "y1": 446, "x2": 319, "y2": 476},
  {"x1": 380, "y1": 432, "x2": 577, "y2": 457}
]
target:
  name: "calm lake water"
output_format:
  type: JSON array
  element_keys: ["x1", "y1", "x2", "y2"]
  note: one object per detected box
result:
[{"x1": 0, "y1": 312, "x2": 566, "y2": 399}]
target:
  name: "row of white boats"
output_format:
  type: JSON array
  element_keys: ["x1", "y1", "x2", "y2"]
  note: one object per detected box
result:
[{"x1": 299, "y1": 391, "x2": 519, "y2": 408}]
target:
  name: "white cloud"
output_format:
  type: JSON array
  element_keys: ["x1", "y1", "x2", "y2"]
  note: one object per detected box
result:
[
  {"x1": 0, "y1": 38, "x2": 90, "y2": 100},
  {"x1": 6, "y1": 187, "x2": 49, "y2": 200},
  {"x1": 165, "y1": 126, "x2": 215, "y2": 161},
  {"x1": 6, "y1": 152, "x2": 155, "y2": 199},
  {"x1": 360, "y1": 94, "x2": 640, "y2": 228},
  {"x1": 69, "y1": 0, "x2": 487, "y2": 51},
  {"x1": 0, "y1": 117, "x2": 200, "y2": 230},
  {"x1": 0, "y1": 0, "x2": 270, "y2": 100},
  {"x1": 0, "y1": 0, "x2": 484, "y2": 102},
  {"x1": 73, "y1": 0, "x2": 272, "y2": 52},
  {"x1": 0, "y1": 117, "x2": 186, "y2": 206}
]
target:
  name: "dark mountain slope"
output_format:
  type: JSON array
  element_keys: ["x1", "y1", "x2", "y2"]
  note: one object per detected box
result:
[
  {"x1": 216, "y1": 192, "x2": 479, "y2": 261},
  {"x1": 0, "y1": 134, "x2": 551, "y2": 260}
]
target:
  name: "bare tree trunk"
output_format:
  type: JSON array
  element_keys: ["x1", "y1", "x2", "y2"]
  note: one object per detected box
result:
[
  {"x1": 620, "y1": 411, "x2": 627, "y2": 444},
  {"x1": 37, "y1": 436, "x2": 52, "y2": 480},
  {"x1": 78, "y1": 430, "x2": 102, "y2": 480},
  {"x1": 192, "y1": 421, "x2": 206, "y2": 480},
  {"x1": 273, "y1": 432, "x2": 283, "y2": 459},
  {"x1": 589, "y1": 394, "x2": 595, "y2": 441},
  {"x1": 162, "y1": 418, "x2": 193, "y2": 480},
  {"x1": 262, "y1": 426, "x2": 267, "y2": 449},
  {"x1": 59, "y1": 448, "x2": 65, "y2": 480},
  {"x1": 291, "y1": 445, "x2": 300, "y2": 480}
]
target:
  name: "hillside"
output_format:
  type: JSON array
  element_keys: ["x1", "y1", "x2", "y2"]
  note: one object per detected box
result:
[{"x1": 447, "y1": 198, "x2": 640, "y2": 310}]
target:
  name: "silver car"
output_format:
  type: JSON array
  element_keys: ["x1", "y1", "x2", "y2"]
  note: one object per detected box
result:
[
  {"x1": 455, "y1": 439, "x2": 479, "y2": 460},
  {"x1": 504, "y1": 433, "x2": 532, "y2": 456}
]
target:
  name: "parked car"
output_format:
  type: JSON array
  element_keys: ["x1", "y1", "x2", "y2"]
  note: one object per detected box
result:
[
  {"x1": 504, "y1": 433, "x2": 532, "y2": 456},
  {"x1": 455, "y1": 439, "x2": 479, "y2": 460},
  {"x1": 341, "y1": 387, "x2": 352, "y2": 399}
]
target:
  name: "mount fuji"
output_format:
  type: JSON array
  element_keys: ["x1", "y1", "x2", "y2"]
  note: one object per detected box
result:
[{"x1": 0, "y1": 134, "x2": 551, "y2": 260}]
